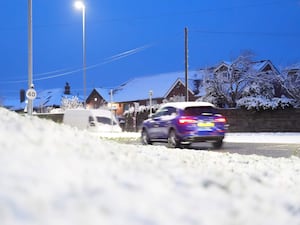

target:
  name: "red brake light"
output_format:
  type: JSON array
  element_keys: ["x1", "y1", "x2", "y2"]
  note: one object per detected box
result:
[
  {"x1": 178, "y1": 117, "x2": 197, "y2": 124},
  {"x1": 214, "y1": 117, "x2": 226, "y2": 123}
]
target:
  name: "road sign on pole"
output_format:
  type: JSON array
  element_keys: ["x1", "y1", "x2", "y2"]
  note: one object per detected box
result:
[{"x1": 26, "y1": 88, "x2": 37, "y2": 100}]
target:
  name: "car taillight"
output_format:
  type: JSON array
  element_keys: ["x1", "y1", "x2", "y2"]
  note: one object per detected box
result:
[
  {"x1": 214, "y1": 116, "x2": 226, "y2": 123},
  {"x1": 178, "y1": 117, "x2": 197, "y2": 124}
]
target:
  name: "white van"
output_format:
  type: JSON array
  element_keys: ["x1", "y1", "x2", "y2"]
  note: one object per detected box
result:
[{"x1": 63, "y1": 109, "x2": 122, "y2": 133}]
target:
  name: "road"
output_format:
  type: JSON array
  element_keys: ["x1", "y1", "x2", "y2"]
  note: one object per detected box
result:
[
  {"x1": 191, "y1": 142, "x2": 300, "y2": 158},
  {"x1": 128, "y1": 141, "x2": 300, "y2": 158},
  {"x1": 101, "y1": 133, "x2": 300, "y2": 158}
]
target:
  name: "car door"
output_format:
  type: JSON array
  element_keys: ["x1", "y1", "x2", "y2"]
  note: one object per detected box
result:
[
  {"x1": 159, "y1": 107, "x2": 177, "y2": 139},
  {"x1": 147, "y1": 107, "x2": 167, "y2": 138}
]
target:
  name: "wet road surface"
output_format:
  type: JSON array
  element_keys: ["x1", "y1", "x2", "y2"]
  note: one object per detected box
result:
[{"x1": 192, "y1": 142, "x2": 300, "y2": 158}]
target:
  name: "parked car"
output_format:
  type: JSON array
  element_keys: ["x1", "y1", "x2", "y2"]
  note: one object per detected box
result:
[
  {"x1": 141, "y1": 102, "x2": 227, "y2": 148},
  {"x1": 63, "y1": 109, "x2": 122, "y2": 133}
]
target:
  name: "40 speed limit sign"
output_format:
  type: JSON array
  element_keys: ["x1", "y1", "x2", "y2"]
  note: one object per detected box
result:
[{"x1": 26, "y1": 88, "x2": 37, "y2": 100}]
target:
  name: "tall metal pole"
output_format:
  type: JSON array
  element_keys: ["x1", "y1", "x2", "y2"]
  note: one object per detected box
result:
[
  {"x1": 149, "y1": 90, "x2": 153, "y2": 117},
  {"x1": 110, "y1": 89, "x2": 113, "y2": 128},
  {"x1": 184, "y1": 27, "x2": 189, "y2": 102},
  {"x1": 74, "y1": 1, "x2": 86, "y2": 108},
  {"x1": 27, "y1": 0, "x2": 33, "y2": 115},
  {"x1": 82, "y1": 5, "x2": 86, "y2": 108}
]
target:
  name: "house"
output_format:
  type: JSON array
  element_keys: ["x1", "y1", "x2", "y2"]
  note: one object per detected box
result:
[
  {"x1": 212, "y1": 60, "x2": 280, "y2": 80},
  {"x1": 250, "y1": 60, "x2": 280, "y2": 75},
  {"x1": 33, "y1": 83, "x2": 84, "y2": 112},
  {"x1": 86, "y1": 88, "x2": 110, "y2": 109},
  {"x1": 213, "y1": 61, "x2": 232, "y2": 80},
  {"x1": 1, "y1": 98, "x2": 27, "y2": 112},
  {"x1": 1, "y1": 83, "x2": 83, "y2": 113},
  {"x1": 284, "y1": 63, "x2": 300, "y2": 83},
  {"x1": 87, "y1": 71, "x2": 203, "y2": 115}
]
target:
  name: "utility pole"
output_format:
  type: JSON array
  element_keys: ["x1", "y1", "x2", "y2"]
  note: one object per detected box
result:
[
  {"x1": 149, "y1": 90, "x2": 153, "y2": 117},
  {"x1": 27, "y1": 0, "x2": 33, "y2": 115},
  {"x1": 184, "y1": 27, "x2": 189, "y2": 102}
]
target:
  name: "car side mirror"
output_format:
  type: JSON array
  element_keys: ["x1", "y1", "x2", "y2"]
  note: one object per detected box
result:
[{"x1": 89, "y1": 121, "x2": 96, "y2": 127}]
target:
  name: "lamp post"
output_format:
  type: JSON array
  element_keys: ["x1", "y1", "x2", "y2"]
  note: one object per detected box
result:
[
  {"x1": 27, "y1": 0, "x2": 33, "y2": 115},
  {"x1": 149, "y1": 90, "x2": 153, "y2": 117},
  {"x1": 74, "y1": 1, "x2": 86, "y2": 107}
]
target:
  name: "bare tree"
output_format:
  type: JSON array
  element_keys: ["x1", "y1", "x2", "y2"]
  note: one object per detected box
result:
[
  {"x1": 281, "y1": 64, "x2": 300, "y2": 107},
  {"x1": 61, "y1": 96, "x2": 83, "y2": 110},
  {"x1": 202, "y1": 52, "x2": 254, "y2": 108}
]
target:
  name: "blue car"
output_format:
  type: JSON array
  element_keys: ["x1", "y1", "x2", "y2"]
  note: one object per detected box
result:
[{"x1": 141, "y1": 102, "x2": 227, "y2": 149}]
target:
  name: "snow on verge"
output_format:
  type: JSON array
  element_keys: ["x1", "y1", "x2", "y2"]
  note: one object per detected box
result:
[{"x1": 0, "y1": 108, "x2": 300, "y2": 225}]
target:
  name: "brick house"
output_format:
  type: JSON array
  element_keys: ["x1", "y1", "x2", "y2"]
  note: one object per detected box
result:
[{"x1": 87, "y1": 71, "x2": 202, "y2": 116}]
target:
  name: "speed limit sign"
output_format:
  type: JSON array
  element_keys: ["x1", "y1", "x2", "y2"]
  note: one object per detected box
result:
[{"x1": 26, "y1": 88, "x2": 37, "y2": 100}]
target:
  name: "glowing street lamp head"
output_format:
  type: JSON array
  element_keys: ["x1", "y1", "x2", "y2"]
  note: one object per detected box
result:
[{"x1": 74, "y1": 1, "x2": 85, "y2": 10}]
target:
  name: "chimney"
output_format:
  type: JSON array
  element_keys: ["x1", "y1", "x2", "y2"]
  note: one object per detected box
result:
[{"x1": 64, "y1": 82, "x2": 70, "y2": 95}]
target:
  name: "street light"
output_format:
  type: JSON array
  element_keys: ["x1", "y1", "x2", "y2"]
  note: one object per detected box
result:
[
  {"x1": 27, "y1": 0, "x2": 33, "y2": 115},
  {"x1": 74, "y1": 1, "x2": 86, "y2": 107},
  {"x1": 149, "y1": 90, "x2": 153, "y2": 117}
]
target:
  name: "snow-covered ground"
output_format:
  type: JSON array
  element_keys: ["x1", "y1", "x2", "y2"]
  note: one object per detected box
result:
[
  {"x1": 96, "y1": 131, "x2": 300, "y2": 144},
  {"x1": 0, "y1": 107, "x2": 300, "y2": 225}
]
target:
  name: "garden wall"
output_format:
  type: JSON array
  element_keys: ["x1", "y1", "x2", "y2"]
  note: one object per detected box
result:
[{"x1": 124, "y1": 108, "x2": 300, "y2": 132}]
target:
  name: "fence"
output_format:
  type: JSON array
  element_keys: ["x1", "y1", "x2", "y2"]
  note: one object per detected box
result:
[{"x1": 123, "y1": 108, "x2": 300, "y2": 132}]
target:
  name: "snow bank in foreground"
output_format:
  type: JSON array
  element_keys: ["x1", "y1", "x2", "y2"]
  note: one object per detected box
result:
[{"x1": 0, "y1": 108, "x2": 300, "y2": 225}]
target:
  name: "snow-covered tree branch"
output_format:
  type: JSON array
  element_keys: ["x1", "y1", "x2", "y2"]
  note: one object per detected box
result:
[{"x1": 61, "y1": 96, "x2": 83, "y2": 110}]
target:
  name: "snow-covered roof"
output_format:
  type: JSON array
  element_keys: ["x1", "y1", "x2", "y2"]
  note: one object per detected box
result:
[
  {"x1": 112, "y1": 71, "x2": 198, "y2": 102},
  {"x1": 2, "y1": 88, "x2": 83, "y2": 111},
  {"x1": 94, "y1": 88, "x2": 112, "y2": 101},
  {"x1": 284, "y1": 62, "x2": 300, "y2": 70},
  {"x1": 189, "y1": 69, "x2": 206, "y2": 80},
  {"x1": 250, "y1": 60, "x2": 279, "y2": 74},
  {"x1": 1, "y1": 98, "x2": 26, "y2": 111},
  {"x1": 34, "y1": 88, "x2": 64, "y2": 107},
  {"x1": 214, "y1": 61, "x2": 232, "y2": 73},
  {"x1": 213, "y1": 60, "x2": 280, "y2": 75},
  {"x1": 34, "y1": 88, "x2": 83, "y2": 108}
]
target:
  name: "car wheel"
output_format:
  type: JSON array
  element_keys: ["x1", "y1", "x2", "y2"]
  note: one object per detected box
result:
[
  {"x1": 167, "y1": 129, "x2": 180, "y2": 148},
  {"x1": 180, "y1": 143, "x2": 191, "y2": 149},
  {"x1": 212, "y1": 140, "x2": 223, "y2": 149},
  {"x1": 141, "y1": 129, "x2": 152, "y2": 145}
]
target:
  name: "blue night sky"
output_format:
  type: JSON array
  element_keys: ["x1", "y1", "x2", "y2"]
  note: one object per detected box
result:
[{"x1": 0, "y1": 0, "x2": 300, "y2": 100}]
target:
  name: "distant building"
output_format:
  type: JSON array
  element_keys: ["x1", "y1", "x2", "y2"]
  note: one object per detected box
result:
[
  {"x1": 1, "y1": 83, "x2": 83, "y2": 113},
  {"x1": 87, "y1": 71, "x2": 203, "y2": 115}
]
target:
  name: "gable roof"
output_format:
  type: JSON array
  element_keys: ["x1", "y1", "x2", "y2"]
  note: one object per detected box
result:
[
  {"x1": 94, "y1": 88, "x2": 112, "y2": 101},
  {"x1": 111, "y1": 71, "x2": 198, "y2": 102},
  {"x1": 250, "y1": 60, "x2": 280, "y2": 74},
  {"x1": 213, "y1": 60, "x2": 280, "y2": 75},
  {"x1": 214, "y1": 61, "x2": 232, "y2": 73}
]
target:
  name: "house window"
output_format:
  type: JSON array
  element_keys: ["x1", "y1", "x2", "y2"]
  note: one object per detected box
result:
[
  {"x1": 222, "y1": 72, "x2": 230, "y2": 80},
  {"x1": 124, "y1": 104, "x2": 130, "y2": 111},
  {"x1": 146, "y1": 99, "x2": 157, "y2": 105}
]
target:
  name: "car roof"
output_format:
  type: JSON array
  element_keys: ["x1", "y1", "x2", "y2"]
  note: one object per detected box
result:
[{"x1": 160, "y1": 101, "x2": 216, "y2": 110}]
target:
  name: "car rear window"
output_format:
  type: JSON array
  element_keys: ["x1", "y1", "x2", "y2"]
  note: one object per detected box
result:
[{"x1": 183, "y1": 106, "x2": 217, "y2": 116}]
